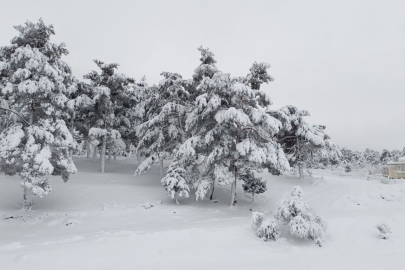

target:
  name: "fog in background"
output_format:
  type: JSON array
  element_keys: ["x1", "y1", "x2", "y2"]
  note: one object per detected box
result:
[{"x1": 1, "y1": 0, "x2": 404, "y2": 152}]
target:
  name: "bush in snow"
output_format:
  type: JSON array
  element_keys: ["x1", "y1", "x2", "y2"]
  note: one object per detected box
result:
[
  {"x1": 376, "y1": 222, "x2": 392, "y2": 239},
  {"x1": 252, "y1": 211, "x2": 265, "y2": 229},
  {"x1": 275, "y1": 186, "x2": 327, "y2": 246},
  {"x1": 252, "y1": 211, "x2": 280, "y2": 242}
]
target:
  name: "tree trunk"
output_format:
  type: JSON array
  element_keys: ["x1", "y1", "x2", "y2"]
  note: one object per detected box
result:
[
  {"x1": 23, "y1": 187, "x2": 33, "y2": 211},
  {"x1": 231, "y1": 166, "x2": 237, "y2": 206},
  {"x1": 126, "y1": 140, "x2": 131, "y2": 155},
  {"x1": 251, "y1": 192, "x2": 254, "y2": 204},
  {"x1": 137, "y1": 151, "x2": 141, "y2": 168},
  {"x1": 93, "y1": 145, "x2": 97, "y2": 158},
  {"x1": 23, "y1": 108, "x2": 34, "y2": 210},
  {"x1": 298, "y1": 163, "x2": 304, "y2": 179},
  {"x1": 114, "y1": 153, "x2": 117, "y2": 160},
  {"x1": 108, "y1": 148, "x2": 112, "y2": 160},
  {"x1": 69, "y1": 111, "x2": 75, "y2": 159},
  {"x1": 101, "y1": 136, "x2": 106, "y2": 173},
  {"x1": 209, "y1": 182, "x2": 215, "y2": 201},
  {"x1": 86, "y1": 140, "x2": 91, "y2": 158},
  {"x1": 160, "y1": 158, "x2": 164, "y2": 176},
  {"x1": 297, "y1": 136, "x2": 304, "y2": 179}
]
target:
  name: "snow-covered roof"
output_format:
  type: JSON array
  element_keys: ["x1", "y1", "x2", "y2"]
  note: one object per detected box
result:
[{"x1": 387, "y1": 157, "x2": 405, "y2": 165}]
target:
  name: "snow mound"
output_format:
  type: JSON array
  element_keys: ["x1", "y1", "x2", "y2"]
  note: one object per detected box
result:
[{"x1": 141, "y1": 202, "x2": 154, "y2": 209}]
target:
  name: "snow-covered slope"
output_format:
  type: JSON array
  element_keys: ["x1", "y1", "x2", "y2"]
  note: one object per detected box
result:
[{"x1": 1, "y1": 157, "x2": 405, "y2": 269}]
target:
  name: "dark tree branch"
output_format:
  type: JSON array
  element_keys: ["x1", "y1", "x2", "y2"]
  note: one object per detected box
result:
[{"x1": 0, "y1": 107, "x2": 30, "y2": 126}]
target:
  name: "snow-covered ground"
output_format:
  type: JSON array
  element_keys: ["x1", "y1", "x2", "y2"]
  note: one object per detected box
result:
[{"x1": 1, "y1": 157, "x2": 405, "y2": 270}]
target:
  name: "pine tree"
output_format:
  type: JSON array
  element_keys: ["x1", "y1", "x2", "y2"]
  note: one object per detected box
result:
[
  {"x1": 135, "y1": 72, "x2": 189, "y2": 176},
  {"x1": 0, "y1": 19, "x2": 77, "y2": 209},
  {"x1": 83, "y1": 60, "x2": 134, "y2": 172},
  {"x1": 163, "y1": 47, "x2": 289, "y2": 205},
  {"x1": 269, "y1": 105, "x2": 340, "y2": 178}
]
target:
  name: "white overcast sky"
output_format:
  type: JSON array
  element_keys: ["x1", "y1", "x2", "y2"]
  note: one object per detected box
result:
[{"x1": 1, "y1": 0, "x2": 404, "y2": 152}]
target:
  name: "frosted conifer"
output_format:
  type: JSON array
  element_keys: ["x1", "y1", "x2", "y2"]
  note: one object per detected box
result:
[{"x1": 0, "y1": 19, "x2": 77, "y2": 209}]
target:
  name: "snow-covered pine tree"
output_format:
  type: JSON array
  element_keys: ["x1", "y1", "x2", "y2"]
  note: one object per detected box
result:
[
  {"x1": 269, "y1": 105, "x2": 340, "y2": 178},
  {"x1": 84, "y1": 60, "x2": 134, "y2": 172},
  {"x1": 123, "y1": 76, "x2": 148, "y2": 161},
  {"x1": 163, "y1": 47, "x2": 289, "y2": 206},
  {"x1": 245, "y1": 62, "x2": 274, "y2": 90},
  {"x1": 66, "y1": 81, "x2": 94, "y2": 158},
  {"x1": 0, "y1": 19, "x2": 77, "y2": 209},
  {"x1": 363, "y1": 148, "x2": 381, "y2": 168},
  {"x1": 135, "y1": 72, "x2": 189, "y2": 176}
]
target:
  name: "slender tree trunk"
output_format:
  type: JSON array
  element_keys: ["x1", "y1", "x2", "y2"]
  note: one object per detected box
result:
[
  {"x1": 86, "y1": 139, "x2": 91, "y2": 158},
  {"x1": 23, "y1": 108, "x2": 34, "y2": 210},
  {"x1": 126, "y1": 140, "x2": 131, "y2": 155},
  {"x1": 297, "y1": 137, "x2": 304, "y2": 179},
  {"x1": 137, "y1": 151, "x2": 141, "y2": 168},
  {"x1": 69, "y1": 111, "x2": 75, "y2": 159},
  {"x1": 93, "y1": 145, "x2": 97, "y2": 158},
  {"x1": 114, "y1": 152, "x2": 117, "y2": 160},
  {"x1": 209, "y1": 182, "x2": 215, "y2": 201},
  {"x1": 298, "y1": 163, "x2": 304, "y2": 179},
  {"x1": 23, "y1": 187, "x2": 33, "y2": 210},
  {"x1": 108, "y1": 148, "x2": 112, "y2": 160},
  {"x1": 160, "y1": 158, "x2": 164, "y2": 176},
  {"x1": 251, "y1": 192, "x2": 254, "y2": 204},
  {"x1": 101, "y1": 136, "x2": 106, "y2": 173},
  {"x1": 231, "y1": 166, "x2": 238, "y2": 206}
]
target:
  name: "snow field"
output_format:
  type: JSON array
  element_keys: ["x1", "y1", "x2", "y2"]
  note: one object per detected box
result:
[{"x1": 1, "y1": 157, "x2": 405, "y2": 269}]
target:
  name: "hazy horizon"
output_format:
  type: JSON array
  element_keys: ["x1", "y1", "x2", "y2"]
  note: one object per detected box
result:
[{"x1": 1, "y1": 0, "x2": 404, "y2": 153}]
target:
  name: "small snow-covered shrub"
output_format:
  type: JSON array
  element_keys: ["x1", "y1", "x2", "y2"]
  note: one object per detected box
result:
[
  {"x1": 275, "y1": 186, "x2": 327, "y2": 246},
  {"x1": 381, "y1": 177, "x2": 390, "y2": 184},
  {"x1": 141, "y1": 202, "x2": 154, "y2": 209},
  {"x1": 376, "y1": 222, "x2": 392, "y2": 239},
  {"x1": 251, "y1": 211, "x2": 280, "y2": 242},
  {"x1": 252, "y1": 211, "x2": 265, "y2": 229},
  {"x1": 256, "y1": 219, "x2": 280, "y2": 241},
  {"x1": 314, "y1": 238, "x2": 322, "y2": 247}
]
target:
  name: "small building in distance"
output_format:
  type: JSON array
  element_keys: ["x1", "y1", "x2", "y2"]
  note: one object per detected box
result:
[{"x1": 387, "y1": 157, "x2": 405, "y2": 179}]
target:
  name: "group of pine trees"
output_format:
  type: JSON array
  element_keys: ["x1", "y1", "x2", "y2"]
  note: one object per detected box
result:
[
  {"x1": 340, "y1": 147, "x2": 405, "y2": 172},
  {"x1": 0, "y1": 19, "x2": 341, "y2": 209}
]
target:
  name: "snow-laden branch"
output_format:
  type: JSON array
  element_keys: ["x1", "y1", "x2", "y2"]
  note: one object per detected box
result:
[{"x1": 0, "y1": 107, "x2": 30, "y2": 126}]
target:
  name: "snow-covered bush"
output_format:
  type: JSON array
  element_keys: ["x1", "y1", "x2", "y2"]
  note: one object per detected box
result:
[
  {"x1": 252, "y1": 211, "x2": 280, "y2": 242},
  {"x1": 252, "y1": 211, "x2": 265, "y2": 229},
  {"x1": 275, "y1": 186, "x2": 327, "y2": 246},
  {"x1": 256, "y1": 219, "x2": 280, "y2": 241},
  {"x1": 376, "y1": 222, "x2": 392, "y2": 239}
]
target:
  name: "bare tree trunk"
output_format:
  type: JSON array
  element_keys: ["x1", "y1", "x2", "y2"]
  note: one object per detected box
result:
[
  {"x1": 101, "y1": 136, "x2": 106, "y2": 173},
  {"x1": 126, "y1": 140, "x2": 131, "y2": 155},
  {"x1": 93, "y1": 145, "x2": 97, "y2": 158},
  {"x1": 231, "y1": 166, "x2": 237, "y2": 206},
  {"x1": 23, "y1": 108, "x2": 34, "y2": 210},
  {"x1": 108, "y1": 148, "x2": 112, "y2": 160},
  {"x1": 209, "y1": 182, "x2": 215, "y2": 201},
  {"x1": 137, "y1": 151, "x2": 141, "y2": 167},
  {"x1": 298, "y1": 163, "x2": 304, "y2": 179},
  {"x1": 297, "y1": 136, "x2": 304, "y2": 179},
  {"x1": 23, "y1": 188, "x2": 33, "y2": 210},
  {"x1": 160, "y1": 158, "x2": 164, "y2": 176},
  {"x1": 114, "y1": 152, "x2": 117, "y2": 160},
  {"x1": 69, "y1": 111, "x2": 75, "y2": 159},
  {"x1": 86, "y1": 139, "x2": 90, "y2": 158}
]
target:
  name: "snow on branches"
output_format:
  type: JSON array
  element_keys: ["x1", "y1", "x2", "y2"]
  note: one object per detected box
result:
[
  {"x1": 275, "y1": 186, "x2": 327, "y2": 246},
  {"x1": 0, "y1": 19, "x2": 77, "y2": 209}
]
